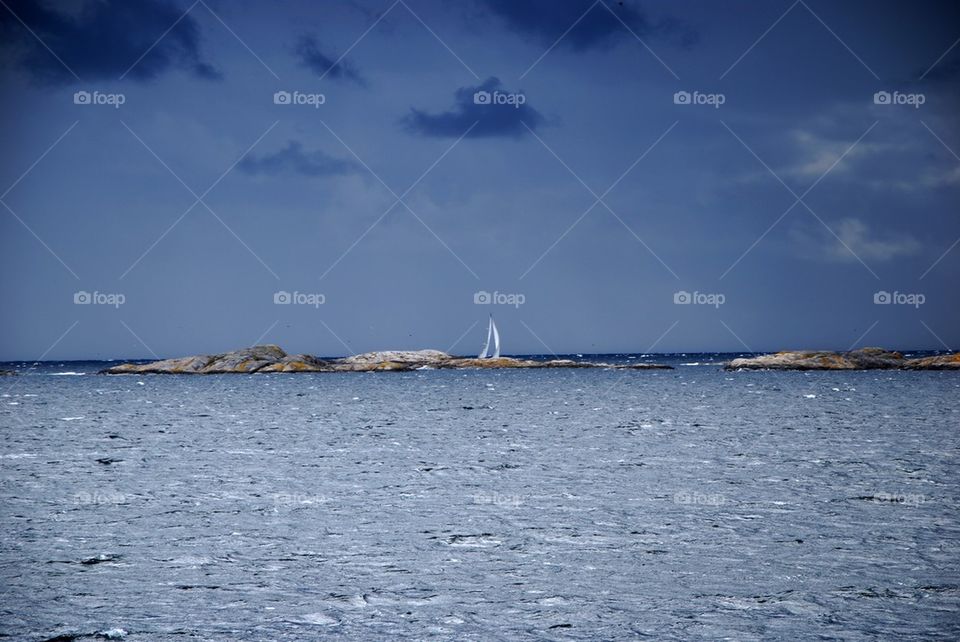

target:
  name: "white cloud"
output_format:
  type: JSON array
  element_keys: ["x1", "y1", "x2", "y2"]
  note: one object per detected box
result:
[
  {"x1": 781, "y1": 130, "x2": 896, "y2": 180},
  {"x1": 792, "y1": 218, "x2": 921, "y2": 262}
]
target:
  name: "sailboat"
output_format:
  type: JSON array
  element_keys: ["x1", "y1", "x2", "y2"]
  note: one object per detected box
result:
[{"x1": 478, "y1": 315, "x2": 501, "y2": 359}]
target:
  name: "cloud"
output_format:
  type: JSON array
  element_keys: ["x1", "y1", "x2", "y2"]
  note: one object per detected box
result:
[
  {"x1": 403, "y1": 77, "x2": 545, "y2": 139},
  {"x1": 0, "y1": 0, "x2": 219, "y2": 84},
  {"x1": 864, "y1": 165, "x2": 960, "y2": 192},
  {"x1": 730, "y1": 124, "x2": 906, "y2": 187},
  {"x1": 793, "y1": 218, "x2": 921, "y2": 263},
  {"x1": 478, "y1": 0, "x2": 694, "y2": 51},
  {"x1": 780, "y1": 130, "x2": 899, "y2": 181},
  {"x1": 238, "y1": 141, "x2": 358, "y2": 177},
  {"x1": 294, "y1": 35, "x2": 363, "y2": 84},
  {"x1": 780, "y1": 127, "x2": 960, "y2": 192}
]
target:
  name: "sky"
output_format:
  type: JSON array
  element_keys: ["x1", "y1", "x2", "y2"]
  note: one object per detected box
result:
[{"x1": 0, "y1": 0, "x2": 958, "y2": 360}]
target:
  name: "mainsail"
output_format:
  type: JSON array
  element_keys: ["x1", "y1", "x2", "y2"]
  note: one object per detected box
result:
[{"x1": 478, "y1": 315, "x2": 501, "y2": 359}]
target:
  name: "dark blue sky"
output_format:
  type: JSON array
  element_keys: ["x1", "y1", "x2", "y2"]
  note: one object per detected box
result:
[{"x1": 1, "y1": 0, "x2": 958, "y2": 359}]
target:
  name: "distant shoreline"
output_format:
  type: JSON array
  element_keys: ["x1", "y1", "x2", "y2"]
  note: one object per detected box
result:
[
  {"x1": 2, "y1": 348, "x2": 958, "y2": 374},
  {"x1": 74, "y1": 345, "x2": 960, "y2": 374}
]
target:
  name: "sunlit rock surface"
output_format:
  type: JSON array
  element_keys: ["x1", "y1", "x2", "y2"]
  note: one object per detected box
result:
[
  {"x1": 726, "y1": 347, "x2": 960, "y2": 370},
  {"x1": 100, "y1": 346, "x2": 673, "y2": 374}
]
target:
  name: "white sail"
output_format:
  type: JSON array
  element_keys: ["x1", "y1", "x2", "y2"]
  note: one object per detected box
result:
[
  {"x1": 478, "y1": 316, "x2": 492, "y2": 359},
  {"x1": 478, "y1": 316, "x2": 501, "y2": 359}
]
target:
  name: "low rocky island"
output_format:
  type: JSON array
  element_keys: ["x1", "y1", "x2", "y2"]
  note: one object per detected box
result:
[
  {"x1": 725, "y1": 347, "x2": 960, "y2": 371},
  {"x1": 100, "y1": 345, "x2": 673, "y2": 374}
]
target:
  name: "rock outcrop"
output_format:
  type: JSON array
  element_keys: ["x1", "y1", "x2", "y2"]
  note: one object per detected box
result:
[
  {"x1": 100, "y1": 345, "x2": 673, "y2": 374},
  {"x1": 101, "y1": 345, "x2": 332, "y2": 374},
  {"x1": 725, "y1": 347, "x2": 960, "y2": 370},
  {"x1": 902, "y1": 353, "x2": 960, "y2": 370}
]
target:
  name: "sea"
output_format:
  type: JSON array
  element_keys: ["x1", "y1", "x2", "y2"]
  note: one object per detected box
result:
[{"x1": 1, "y1": 353, "x2": 959, "y2": 640}]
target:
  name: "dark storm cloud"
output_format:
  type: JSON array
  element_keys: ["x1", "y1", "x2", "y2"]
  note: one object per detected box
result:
[
  {"x1": 294, "y1": 35, "x2": 363, "y2": 84},
  {"x1": 403, "y1": 77, "x2": 545, "y2": 139},
  {"x1": 0, "y1": 0, "x2": 219, "y2": 84},
  {"x1": 238, "y1": 141, "x2": 358, "y2": 177},
  {"x1": 479, "y1": 0, "x2": 694, "y2": 50}
]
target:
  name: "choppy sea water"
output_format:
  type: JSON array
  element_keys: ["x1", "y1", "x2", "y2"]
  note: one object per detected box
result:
[{"x1": 1, "y1": 354, "x2": 959, "y2": 641}]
